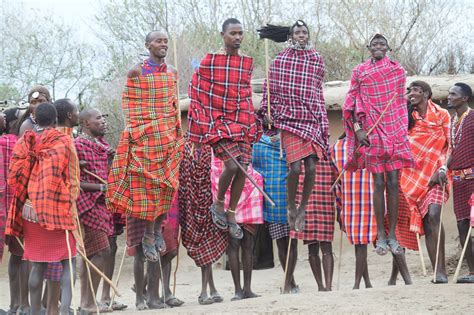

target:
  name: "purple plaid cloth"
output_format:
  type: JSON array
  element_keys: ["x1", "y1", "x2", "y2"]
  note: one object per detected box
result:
[
  {"x1": 75, "y1": 136, "x2": 113, "y2": 235},
  {"x1": 260, "y1": 47, "x2": 329, "y2": 153}
]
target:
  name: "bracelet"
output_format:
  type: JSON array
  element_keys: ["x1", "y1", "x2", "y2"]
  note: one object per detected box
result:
[
  {"x1": 353, "y1": 121, "x2": 362, "y2": 132},
  {"x1": 100, "y1": 184, "x2": 107, "y2": 192},
  {"x1": 439, "y1": 165, "x2": 448, "y2": 173}
]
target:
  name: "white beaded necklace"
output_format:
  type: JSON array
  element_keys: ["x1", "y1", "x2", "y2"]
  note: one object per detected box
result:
[{"x1": 451, "y1": 108, "x2": 472, "y2": 149}]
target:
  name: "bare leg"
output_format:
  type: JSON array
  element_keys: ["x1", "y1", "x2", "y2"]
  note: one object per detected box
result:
[
  {"x1": 46, "y1": 281, "x2": 61, "y2": 315},
  {"x1": 227, "y1": 235, "x2": 243, "y2": 300},
  {"x1": 423, "y1": 203, "x2": 447, "y2": 282},
  {"x1": 241, "y1": 229, "x2": 258, "y2": 298},
  {"x1": 19, "y1": 259, "x2": 30, "y2": 313},
  {"x1": 59, "y1": 258, "x2": 76, "y2": 315},
  {"x1": 287, "y1": 160, "x2": 302, "y2": 230},
  {"x1": 227, "y1": 162, "x2": 248, "y2": 234},
  {"x1": 308, "y1": 243, "x2": 325, "y2": 291},
  {"x1": 388, "y1": 257, "x2": 399, "y2": 286},
  {"x1": 8, "y1": 254, "x2": 22, "y2": 313},
  {"x1": 362, "y1": 259, "x2": 372, "y2": 288},
  {"x1": 275, "y1": 237, "x2": 297, "y2": 289},
  {"x1": 216, "y1": 159, "x2": 240, "y2": 223},
  {"x1": 282, "y1": 238, "x2": 298, "y2": 293},
  {"x1": 200, "y1": 265, "x2": 211, "y2": 300},
  {"x1": 146, "y1": 260, "x2": 163, "y2": 309},
  {"x1": 354, "y1": 245, "x2": 368, "y2": 289},
  {"x1": 296, "y1": 156, "x2": 317, "y2": 231},
  {"x1": 391, "y1": 250, "x2": 413, "y2": 285},
  {"x1": 133, "y1": 248, "x2": 147, "y2": 310},
  {"x1": 386, "y1": 170, "x2": 400, "y2": 243},
  {"x1": 457, "y1": 219, "x2": 474, "y2": 274},
  {"x1": 320, "y1": 242, "x2": 334, "y2": 291},
  {"x1": 81, "y1": 248, "x2": 110, "y2": 312},
  {"x1": 100, "y1": 236, "x2": 117, "y2": 304},
  {"x1": 372, "y1": 173, "x2": 387, "y2": 243},
  {"x1": 29, "y1": 262, "x2": 47, "y2": 315}
]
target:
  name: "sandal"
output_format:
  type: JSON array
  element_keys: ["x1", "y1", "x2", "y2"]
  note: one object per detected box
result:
[
  {"x1": 375, "y1": 239, "x2": 389, "y2": 256},
  {"x1": 155, "y1": 231, "x2": 166, "y2": 253},
  {"x1": 163, "y1": 295, "x2": 185, "y2": 307},
  {"x1": 210, "y1": 203, "x2": 228, "y2": 229},
  {"x1": 211, "y1": 293, "x2": 224, "y2": 303},
  {"x1": 387, "y1": 238, "x2": 404, "y2": 255},
  {"x1": 228, "y1": 221, "x2": 243, "y2": 239},
  {"x1": 198, "y1": 295, "x2": 214, "y2": 305},
  {"x1": 456, "y1": 274, "x2": 474, "y2": 283},
  {"x1": 141, "y1": 232, "x2": 159, "y2": 262}
]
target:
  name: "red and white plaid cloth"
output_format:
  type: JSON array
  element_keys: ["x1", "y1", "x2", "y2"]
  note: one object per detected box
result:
[
  {"x1": 187, "y1": 53, "x2": 261, "y2": 146},
  {"x1": 0, "y1": 134, "x2": 16, "y2": 261},
  {"x1": 210, "y1": 153, "x2": 264, "y2": 224},
  {"x1": 260, "y1": 47, "x2": 329, "y2": 153},
  {"x1": 343, "y1": 56, "x2": 414, "y2": 173}
]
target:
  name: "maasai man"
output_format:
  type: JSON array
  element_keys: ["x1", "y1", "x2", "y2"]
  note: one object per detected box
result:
[
  {"x1": 444, "y1": 83, "x2": 474, "y2": 283},
  {"x1": 107, "y1": 29, "x2": 184, "y2": 264},
  {"x1": 75, "y1": 108, "x2": 114, "y2": 313},
  {"x1": 6, "y1": 102, "x2": 80, "y2": 315},
  {"x1": 343, "y1": 33, "x2": 414, "y2": 258},
  {"x1": 210, "y1": 154, "x2": 263, "y2": 300},
  {"x1": 332, "y1": 133, "x2": 376, "y2": 289},
  {"x1": 7, "y1": 86, "x2": 53, "y2": 315},
  {"x1": 258, "y1": 20, "x2": 328, "y2": 232},
  {"x1": 252, "y1": 132, "x2": 298, "y2": 293},
  {"x1": 179, "y1": 143, "x2": 227, "y2": 305},
  {"x1": 187, "y1": 18, "x2": 261, "y2": 239},
  {"x1": 400, "y1": 81, "x2": 450, "y2": 283}
]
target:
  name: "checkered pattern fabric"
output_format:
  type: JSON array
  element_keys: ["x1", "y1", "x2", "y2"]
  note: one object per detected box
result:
[
  {"x1": 281, "y1": 130, "x2": 324, "y2": 164},
  {"x1": 6, "y1": 129, "x2": 80, "y2": 237},
  {"x1": 400, "y1": 101, "x2": 450, "y2": 233},
  {"x1": 260, "y1": 47, "x2": 329, "y2": 153},
  {"x1": 83, "y1": 225, "x2": 109, "y2": 257},
  {"x1": 252, "y1": 134, "x2": 287, "y2": 224},
  {"x1": 211, "y1": 153, "x2": 264, "y2": 225},
  {"x1": 0, "y1": 134, "x2": 16, "y2": 261},
  {"x1": 107, "y1": 62, "x2": 184, "y2": 221},
  {"x1": 290, "y1": 159, "x2": 336, "y2": 242},
  {"x1": 418, "y1": 185, "x2": 447, "y2": 218},
  {"x1": 212, "y1": 139, "x2": 252, "y2": 164},
  {"x1": 75, "y1": 136, "x2": 113, "y2": 235},
  {"x1": 44, "y1": 262, "x2": 63, "y2": 282},
  {"x1": 178, "y1": 142, "x2": 228, "y2": 267},
  {"x1": 343, "y1": 56, "x2": 414, "y2": 173},
  {"x1": 187, "y1": 53, "x2": 261, "y2": 145},
  {"x1": 267, "y1": 222, "x2": 290, "y2": 240},
  {"x1": 332, "y1": 138, "x2": 376, "y2": 245}
]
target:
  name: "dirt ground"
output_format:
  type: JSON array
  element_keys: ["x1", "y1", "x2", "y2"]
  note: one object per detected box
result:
[{"x1": 0, "y1": 198, "x2": 471, "y2": 314}]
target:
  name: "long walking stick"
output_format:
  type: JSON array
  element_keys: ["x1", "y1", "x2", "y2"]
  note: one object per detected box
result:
[
  {"x1": 79, "y1": 161, "x2": 107, "y2": 185},
  {"x1": 218, "y1": 143, "x2": 276, "y2": 207},
  {"x1": 65, "y1": 230, "x2": 77, "y2": 315},
  {"x1": 109, "y1": 244, "x2": 127, "y2": 310},
  {"x1": 172, "y1": 33, "x2": 181, "y2": 122},
  {"x1": 452, "y1": 225, "x2": 472, "y2": 283},
  {"x1": 416, "y1": 233, "x2": 427, "y2": 276},
  {"x1": 331, "y1": 93, "x2": 398, "y2": 191},
  {"x1": 336, "y1": 230, "x2": 343, "y2": 290},
  {"x1": 264, "y1": 38, "x2": 272, "y2": 129},
  {"x1": 157, "y1": 253, "x2": 167, "y2": 308},
  {"x1": 281, "y1": 237, "x2": 293, "y2": 293},
  {"x1": 172, "y1": 233, "x2": 181, "y2": 295},
  {"x1": 433, "y1": 185, "x2": 445, "y2": 282}
]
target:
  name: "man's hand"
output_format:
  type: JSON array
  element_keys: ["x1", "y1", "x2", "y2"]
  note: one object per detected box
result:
[
  {"x1": 428, "y1": 172, "x2": 439, "y2": 187},
  {"x1": 355, "y1": 129, "x2": 370, "y2": 147},
  {"x1": 263, "y1": 114, "x2": 273, "y2": 128}
]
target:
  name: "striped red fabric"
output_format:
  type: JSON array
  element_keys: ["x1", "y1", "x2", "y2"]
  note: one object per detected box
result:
[{"x1": 281, "y1": 130, "x2": 324, "y2": 164}]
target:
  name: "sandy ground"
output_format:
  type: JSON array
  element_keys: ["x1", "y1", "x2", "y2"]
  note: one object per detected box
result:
[{"x1": 0, "y1": 199, "x2": 471, "y2": 314}]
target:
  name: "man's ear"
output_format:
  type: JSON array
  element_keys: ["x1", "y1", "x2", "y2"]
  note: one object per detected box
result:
[{"x1": 67, "y1": 111, "x2": 73, "y2": 120}]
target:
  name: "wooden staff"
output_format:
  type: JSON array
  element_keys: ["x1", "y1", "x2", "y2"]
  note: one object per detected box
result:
[
  {"x1": 172, "y1": 233, "x2": 181, "y2": 295},
  {"x1": 65, "y1": 230, "x2": 77, "y2": 315},
  {"x1": 452, "y1": 225, "x2": 472, "y2": 283},
  {"x1": 218, "y1": 143, "x2": 276, "y2": 207},
  {"x1": 79, "y1": 161, "x2": 107, "y2": 185},
  {"x1": 15, "y1": 236, "x2": 24, "y2": 249},
  {"x1": 282, "y1": 237, "x2": 293, "y2": 293},
  {"x1": 416, "y1": 233, "x2": 427, "y2": 276},
  {"x1": 172, "y1": 33, "x2": 181, "y2": 122},
  {"x1": 336, "y1": 229, "x2": 343, "y2": 290},
  {"x1": 330, "y1": 93, "x2": 398, "y2": 191},
  {"x1": 264, "y1": 38, "x2": 271, "y2": 129},
  {"x1": 109, "y1": 244, "x2": 128, "y2": 310},
  {"x1": 433, "y1": 185, "x2": 445, "y2": 282}
]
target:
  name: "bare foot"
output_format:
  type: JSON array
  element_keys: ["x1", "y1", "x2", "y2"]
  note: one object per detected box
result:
[
  {"x1": 243, "y1": 290, "x2": 260, "y2": 299},
  {"x1": 231, "y1": 291, "x2": 244, "y2": 301}
]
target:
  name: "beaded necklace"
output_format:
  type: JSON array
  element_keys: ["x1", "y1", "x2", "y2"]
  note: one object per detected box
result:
[{"x1": 450, "y1": 107, "x2": 472, "y2": 149}]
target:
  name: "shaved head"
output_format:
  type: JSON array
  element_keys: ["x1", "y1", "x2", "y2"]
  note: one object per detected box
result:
[{"x1": 145, "y1": 29, "x2": 167, "y2": 43}]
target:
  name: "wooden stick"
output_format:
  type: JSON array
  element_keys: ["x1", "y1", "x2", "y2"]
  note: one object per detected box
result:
[
  {"x1": 264, "y1": 38, "x2": 271, "y2": 129},
  {"x1": 109, "y1": 244, "x2": 127, "y2": 309},
  {"x1": 330, "y1": 93, "x2": 398, "y2": 191},
  {"x1": 172, "y1": 33, "x2": 181, "y2": 122},
  {"x1": 65, "y1": 230, "x2": 77, "y2": 315},
  {"x1": 218, "y1": 143, "x2": 276, "y2": 207},
  {"x1": 337, "y1": 229, "x2": 343, "y2": 290},
  {"x1": 452, "y1": 225, "x2": 472, "y2": 283},
  {"x1": 172, "y1": 233, "x2": 181, "y2": 295},
  {"x1": 282, "y1": 237, "x2": 293, "y2": 293},
  {"x1": 416, "y1": 233, "x2": 427, "y2": 276},
  {"x1": 82, "y1": 168, "x2": 107, "y2": 185},
  {"x1": 15, "y1": 236, "x2": 24, "y2": 250},
  {"x1": 433, "y1": 185, "x2": 445, "y2": 282}
]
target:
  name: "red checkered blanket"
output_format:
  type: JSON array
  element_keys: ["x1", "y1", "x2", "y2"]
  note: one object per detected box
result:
[{"x1": 187, "y1": 53, "x2": 261, "y2": 145}]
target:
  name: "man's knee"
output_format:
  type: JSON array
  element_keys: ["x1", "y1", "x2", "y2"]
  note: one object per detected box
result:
[
  {"x1": 386, "y1": 171, "x2": 399, "y2": 191},
  {"x1": 308, "y1": 243, "x2": 319, "y2": 257},
  {"x1": 224, "y1": 160, "x2": 239, "y2": 175},
  {"x1": 304, "y1": 157, "x2": 317, "y2": 176},
  {"x1": 373, "y1": 175, "x2": 385, "y2": 192},
  {"x1": 320, "y1": 242, "x2": 332, "y2": 254},
  {"x1": 427, "y1": 204, "x2": 441, "y2": 224},
  {"x1": 289, "y1": 162, "x2": 302, "y2": 177}
]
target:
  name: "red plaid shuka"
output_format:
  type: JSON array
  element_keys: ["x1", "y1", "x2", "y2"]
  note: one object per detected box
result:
[
  {"x1": 187, "y1": 53, "x2": 261, "y2": 146},
  {"x1": 107, "y1": 61, "x2": 184, "y2": 221},
  {"x1": 0, "y1": 134, "x2": 17, "y2": 261},
  {"x1": 178, "y1": 142, "x2": 228, "y2": 267},
  {"x1": 290, "y1": 159, "x2": 336, "y2": 242},
  {"x1": 6, "y1": 129, "x2": 80, "y2": 237},
  {"x1": 75, "y1": 136, "x2": 113, "y2": 235},
  {"x1": 260, "y1": 47, "x2": 329, "y2": 153},
  {"x1": 343, "y1": 56, "x2": 414, "y2": 173}
]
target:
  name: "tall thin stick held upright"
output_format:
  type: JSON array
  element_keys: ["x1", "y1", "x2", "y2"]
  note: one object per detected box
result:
[{"x1": 433, "y1": 184, "x2": 445, "y2": 282}]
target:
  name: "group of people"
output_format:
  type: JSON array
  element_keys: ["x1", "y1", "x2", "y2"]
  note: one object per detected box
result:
[{"x1": 0, "y1": 17, "x2": 472, "y2": 315}]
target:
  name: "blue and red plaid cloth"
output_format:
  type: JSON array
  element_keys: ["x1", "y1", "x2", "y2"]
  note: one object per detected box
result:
[
  {"x1": 260, "y1": 47, "x2": 329, "y2": 153},
  {"x1": 187, "y1": 53, "x2": 261, "y2": 146},
  {"x1": 252, "y1": 134, "x2": 287, "y2": 224},
  {"x1": 343, "y1": 56, "x2": 414, "y2": 173},
  {"x1": 75, "y1": 136, "x2": 113, "y2": 236}
]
